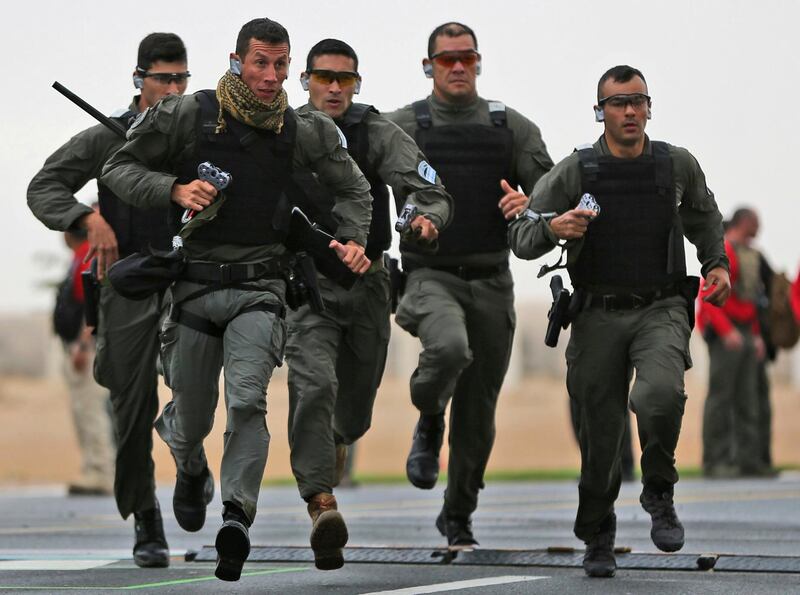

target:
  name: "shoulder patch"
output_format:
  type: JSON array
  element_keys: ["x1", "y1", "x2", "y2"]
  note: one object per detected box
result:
[
  {"x1": 334, "y1": 125, "x2": 348, "y2": 149},
  {"x1": 488, "y1": 100, "x2": 506, "y2": 113},
  {"x1": 417, "y1": 160, "x2": 437, "y2": 184}
]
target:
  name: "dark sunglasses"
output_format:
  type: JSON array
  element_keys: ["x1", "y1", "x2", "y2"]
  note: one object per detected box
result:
[
  {"x1": 598, "y1": 93, "x2": 651, "y2": 110},
  {"x1": 430, "y1": 50, "x2": 480, "y2": 68},
  {"x1": 141, "y1": 71, "x2": 191, "y2": 85},
  {"x1": 308, "y1": 69, "x2": 360, "y2": 87}
]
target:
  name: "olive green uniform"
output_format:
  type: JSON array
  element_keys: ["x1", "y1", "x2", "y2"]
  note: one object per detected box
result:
[
  {"x1": 101, "y1": 93, "x2": 371, "y2": 523},
  {"x1": 510, "y1": 135, "x2": 728, "y2": 541},
  {"x1": 286, "y1": 102, "x2": 453, "y2": 500},
  {"x1": 387, "y1": 95, "x2": 553, "y2": 519},
  {"x1": 27, "y1": 99, "x2": 162, "y2": 518}
]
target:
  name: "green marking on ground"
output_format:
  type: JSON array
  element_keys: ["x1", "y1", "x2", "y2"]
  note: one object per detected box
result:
[
  {"x1": 0, "y1": 566, "x2": 309, "y2": 591},
  {"x1": 262, "y1": 464, "x2": 800, "y2": 486},
  {"x1": 121, "y1": 566, "x2": 309, "y2": 590}
]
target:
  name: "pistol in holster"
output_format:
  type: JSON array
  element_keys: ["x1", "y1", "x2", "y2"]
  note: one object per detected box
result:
[
  {"x1": 284, "y1": 252, "x2": 326, "y2": 314},
  {"x1": 81, "y1": 262, "x2": 100, "y2": 329},
  {"x1": 545, "y1": 274, "x2": 573, "y2": 348}
]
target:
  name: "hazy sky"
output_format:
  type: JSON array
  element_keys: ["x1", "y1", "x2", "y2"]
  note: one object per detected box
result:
[{"x1": 4, "y1": 0, "x2": 798, "y2": 313}]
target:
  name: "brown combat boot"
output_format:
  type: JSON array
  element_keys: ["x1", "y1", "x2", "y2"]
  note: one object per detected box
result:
[{"x1": 307, "y1": 493, "x2": 348, "y2": 570}]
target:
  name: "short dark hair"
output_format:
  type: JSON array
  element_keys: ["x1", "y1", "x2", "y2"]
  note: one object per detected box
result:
[
  {"x1": 597, "y1": 65, "x2": 647, "y2": 102},
  {"x1": 427, "y1": 22, "x2": 478, "y2": 58},
  {"x1": 306, "y1": 38, "x2": 359, "y2": 72},
  {"x1": 726, "y1": 207, "x2": 758, "y2": 230},
  {"x1": 137, "y1": 33, "x2": 187, "y2": 71},
  {"x1": 236, "y1": 18, "x2": 290, "y2": 57}
]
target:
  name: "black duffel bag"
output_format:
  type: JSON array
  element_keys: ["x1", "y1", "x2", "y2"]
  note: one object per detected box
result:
[{"x1": 107, "y1": 248, "x2": 187, "y2": 300}]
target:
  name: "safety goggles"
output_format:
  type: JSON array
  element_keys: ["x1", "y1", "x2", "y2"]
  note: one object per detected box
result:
[
  {"x1": 598, "y1": 93, "x2": 651, "y2": 110},
  {"x1": 140, "y1": 71, "x2": 191, "y2": 85},
  {"x1": 307, "y1": 69, "x2": 361, "y2": 87},
  {"x1": 429, "y1": 50, "x2": 480, "y2": 68}
]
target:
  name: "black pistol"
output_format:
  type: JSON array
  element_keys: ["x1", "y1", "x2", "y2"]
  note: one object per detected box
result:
[
  {"x1": 81, "y1": 263, "x2": 100, "y2": 329},
  {"x1": 395, "y1": 203, "x2": 419, "y2": 236},
  {"x1": 284, "y1": 252, "x2": 326, "y2": 313},
  {"x1": 545, "y1": 274, "x2": 571, "y2": 348}
]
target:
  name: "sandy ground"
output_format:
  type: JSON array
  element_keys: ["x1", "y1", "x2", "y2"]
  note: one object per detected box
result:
[{"x1": 1, "y1": 367, "x2": 798, "y2": 485}]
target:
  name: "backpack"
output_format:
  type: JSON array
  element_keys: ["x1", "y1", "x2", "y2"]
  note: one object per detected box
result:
[
  {"x1": 768, "y1": 272, "x2": 800, "y2": 349},
  {"x1": 53, "y1": 270, "x2": 84, "y2": 343}
]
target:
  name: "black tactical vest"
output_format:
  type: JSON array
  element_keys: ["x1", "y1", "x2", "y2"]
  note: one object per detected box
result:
[
  {"x1": 175, "y1": 90, "x2": 296, "y2": 246},
  {"x1": 568, "y1": 141, "x2": 686, "y2": 291},
  {"x1": 97, "y1": 110, "x2": 172, "y2": 257},
  {"x1": 409, "y1": 99, "x2": 516, "y2": 256},
  {"x1": 285, "y1": 103, "x2": 391, "y2": 260}
]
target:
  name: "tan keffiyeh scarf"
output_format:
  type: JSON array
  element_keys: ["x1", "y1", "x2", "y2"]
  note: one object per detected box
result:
[{"x1": 215, "y1": 70, "x2": 288, "y2": 134}]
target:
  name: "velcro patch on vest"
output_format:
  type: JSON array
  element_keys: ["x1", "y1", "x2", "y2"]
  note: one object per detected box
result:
[{"x1": 417, "y1": 160, "x2": 437, "y2": 184}]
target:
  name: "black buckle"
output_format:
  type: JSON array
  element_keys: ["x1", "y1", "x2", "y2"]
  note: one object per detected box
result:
[{"x1": 602, "y1": 295, "x2": 617, "y2": 311}]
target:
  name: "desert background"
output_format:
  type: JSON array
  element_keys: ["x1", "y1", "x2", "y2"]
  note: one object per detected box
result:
[{"x1": 2, "y1": 302, "x2": 798, "y2": 487}]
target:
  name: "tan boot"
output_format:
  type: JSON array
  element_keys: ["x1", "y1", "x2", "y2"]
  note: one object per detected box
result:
[
  {"x1": 307, "y1": 493, "x2": 348, "y2": 570},
  {"x1": 333, "y1": 444, "x2": 348, "y2": 488}
]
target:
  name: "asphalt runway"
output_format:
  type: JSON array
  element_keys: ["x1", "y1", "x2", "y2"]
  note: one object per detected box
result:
[{"x1": 0, "y1": 474, "x2": 798, "y2": 594}]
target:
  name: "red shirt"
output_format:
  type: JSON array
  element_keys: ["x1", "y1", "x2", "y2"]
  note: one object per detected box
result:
[
  {"x1": 697, "y1": 239, "x2": 759, "y2": 337},
  {"x1": 792, "y1": 266, "x2": 800, "y2": 323},
  {"x1": 71, "y1": 241, "x2": 92, "y2": 303}
]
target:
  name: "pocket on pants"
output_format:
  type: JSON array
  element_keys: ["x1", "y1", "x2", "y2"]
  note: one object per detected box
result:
[{"x1": 666, "y1": 309, "x2": 693, "y2": 370}]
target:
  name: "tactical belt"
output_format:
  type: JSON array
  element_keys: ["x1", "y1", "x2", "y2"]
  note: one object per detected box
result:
[
  {"x1": 174, "y1": 302, "x2": 285, "y2": 338},
  {"x1": 406, "y1": 261, "x2": 509, "y2": 281},
  {"x1": 183, "y1": 260, "x2": 286, "y2": 284},
  {"x1": 585, "y1": 282, "x2": 681, "y2": 311}
]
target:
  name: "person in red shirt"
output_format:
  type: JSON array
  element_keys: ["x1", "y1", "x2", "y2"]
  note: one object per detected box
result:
[
  {"x1": 697, "y1": 208, "x2": 770, "y2": 477},
  {"x1": 792, "y1": 266, "x2": 800, "y2": 323},
  {"x1": 58, "y1": 229, "x2": 115, "y2": 495}
]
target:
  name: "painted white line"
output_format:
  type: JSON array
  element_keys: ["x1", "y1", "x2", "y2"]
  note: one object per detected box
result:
[
  {"x1": 360, "y1": 574, "x2": 548, "y2": 594},
  {"x1": 0, "y1": 559, "x2": 115, "y2": 570}
]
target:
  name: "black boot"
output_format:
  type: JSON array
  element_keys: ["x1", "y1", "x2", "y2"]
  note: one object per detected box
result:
[
  {"x1": 640, "y1": 486, "x2": 684, "y2": 552},
  {"x1": 173, "y1": 466, "x2": 215, "y2": 532},
  {"x1": 583, "y1": 512, "x2": 616, "y2": 578},
  {"x1": 406, "y1": 412, "x2": 445, "y2": 489},
  {"x1": 436, "y1": 507, "x2": 478, "y2": 547},
  {"x1": 133, "y1": 502, "x2": 170, "y2": 568},
  {"x1": 215, "y1": 503, "x2": 251, "y2": 582}
]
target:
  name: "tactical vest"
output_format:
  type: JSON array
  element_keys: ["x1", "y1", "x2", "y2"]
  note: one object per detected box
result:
[
  {"x1": 175, "y1": 90, "x2": 296, "y2": 246},
  {"x1": 285, "y1": 103, "x2": 391, "y2": 260},
  {"x1": 97, "y1": 110, "x2": 172, "y2": 257},
  {"x1": 568, "y1": 141, "x2": 686, "y2": 291},
  {"x1": 409, "y1": 99, "x2": 516, "y2": 256}
]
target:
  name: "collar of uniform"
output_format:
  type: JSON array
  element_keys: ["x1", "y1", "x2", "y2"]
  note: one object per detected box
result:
[
  {"x1": 131, "y1": 96, "x2": 142, "y2": 114},
  {"x1": 296, "y1": 101, "x2": 315, "y2": 115},
  {"x1": 596, "y1": 133, "x2": 651, "y2": 157},
  {"x1": 428, "y1": 93, "x2": 482, "y2": 115}
]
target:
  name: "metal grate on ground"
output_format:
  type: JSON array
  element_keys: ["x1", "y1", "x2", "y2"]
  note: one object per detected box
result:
[{"x1": 189, "y1": 546, "x2": 800, "y2": 574}]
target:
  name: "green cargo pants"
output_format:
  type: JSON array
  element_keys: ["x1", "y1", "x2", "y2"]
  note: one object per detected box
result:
[
  {"x1": 285, "y1": 267, "x2": 391, "y2": 500},
  {"x1": 565, "y1": 294, "x2": 691, "y2": 542},
  {"x1": 94, "y1": 285, "x2": 161, "y2": 518},
  {"x1": 155, "y1": 278, "x2": 286, "y2": 524},
  {"x1": 395, "y1": 266, "x2": 515, "y2": 519},
  {"x1": 702, "y1": 324, "x2": 762, "y2": 474}
]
